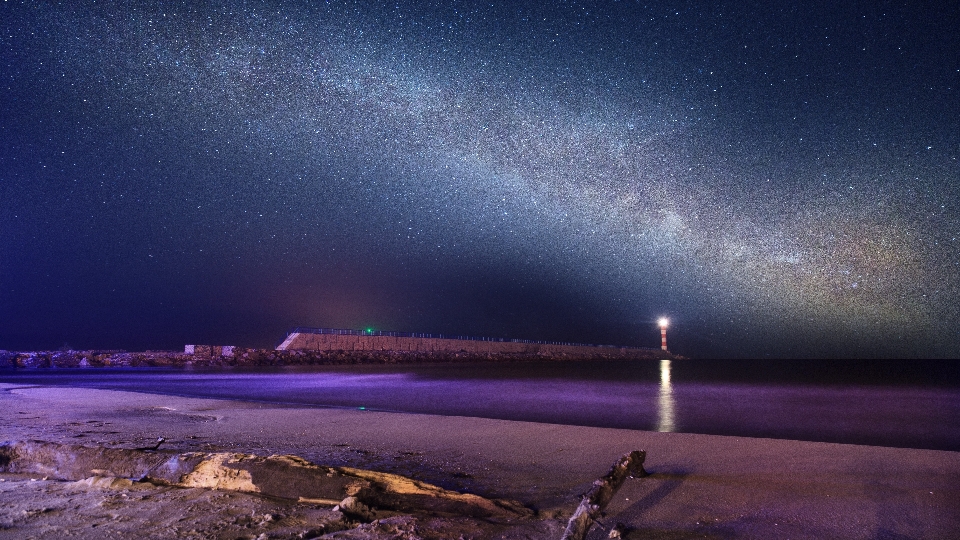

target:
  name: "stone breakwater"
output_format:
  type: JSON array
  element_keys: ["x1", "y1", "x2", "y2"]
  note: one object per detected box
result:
[
  {"x1": 0, "y1": 346, "x2": 675, "y2": 369},
  {"x1": 278, "y1": 331, "x2": 670, "y2": 359}
]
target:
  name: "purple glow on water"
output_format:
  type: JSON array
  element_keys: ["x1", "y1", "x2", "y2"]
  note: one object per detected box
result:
[{"x1": 2, "y1": 359, "x2": 959, "y2": 451}]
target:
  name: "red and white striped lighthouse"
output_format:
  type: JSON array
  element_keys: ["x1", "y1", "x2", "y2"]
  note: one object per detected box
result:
[{"x1": 658, "y1": 317, "x2": 669, "y2": 351}]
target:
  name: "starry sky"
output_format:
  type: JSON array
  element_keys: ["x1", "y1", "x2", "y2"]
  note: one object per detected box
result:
[{"x1": 2, "y1": 1, "x2": 958, "y2": 359}]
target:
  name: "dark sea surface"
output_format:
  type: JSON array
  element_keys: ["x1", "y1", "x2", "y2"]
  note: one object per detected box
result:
[{"x1": 2, "y1": 359, "x2": 959, "y2": 451}]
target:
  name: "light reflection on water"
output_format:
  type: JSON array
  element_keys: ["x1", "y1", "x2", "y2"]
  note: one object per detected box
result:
[
  {"x1": 657, "y1": 359, "x2": 675, "y2": 432},
  {"x1": 2, "y1": 359, "x2": 960, "y2": 451}
]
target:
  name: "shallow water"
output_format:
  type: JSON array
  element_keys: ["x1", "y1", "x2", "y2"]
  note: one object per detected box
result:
[{"x1": 3, "y1": 359, "x2": 959, "y2": 451}]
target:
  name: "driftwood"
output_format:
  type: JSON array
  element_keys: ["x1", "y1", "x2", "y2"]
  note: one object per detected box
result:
[
  {"x1": 560, "y1": 450, "x2": 648, "y2": 540},
  {"x1": 0, "y1": 439, "x2": 648, "y2": 536},
  {"x1": 0, "y1": 440, "x2": 531, "y2": 522}
]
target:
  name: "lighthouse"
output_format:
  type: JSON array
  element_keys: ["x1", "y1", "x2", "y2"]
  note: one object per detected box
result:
[{"x1": 658, "y1": 317, "x2": 669, "y2": 351}]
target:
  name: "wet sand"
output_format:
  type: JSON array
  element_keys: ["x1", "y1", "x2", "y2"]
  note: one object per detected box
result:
[{"x1": 2, "y1": 382, "x2": 958, "y2": 538}]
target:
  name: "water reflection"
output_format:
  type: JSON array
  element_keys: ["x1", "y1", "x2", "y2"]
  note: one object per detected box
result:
[{"x1": 657, "y1": 359, "x2": 675, "y2": 432}]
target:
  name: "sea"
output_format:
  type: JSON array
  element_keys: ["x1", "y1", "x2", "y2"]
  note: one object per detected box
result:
[{"x1": 2, "y1": 358, "x2": 958, "y2": 451}]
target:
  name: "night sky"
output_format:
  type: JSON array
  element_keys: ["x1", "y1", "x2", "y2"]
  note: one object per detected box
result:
[{"x1": 2, "y1": 1, "x2": 958, "y2": 359}]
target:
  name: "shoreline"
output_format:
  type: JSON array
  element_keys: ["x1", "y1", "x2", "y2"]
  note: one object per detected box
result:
[{"x1": 1, "y1": 382, "x2": 959, "y2": 538}]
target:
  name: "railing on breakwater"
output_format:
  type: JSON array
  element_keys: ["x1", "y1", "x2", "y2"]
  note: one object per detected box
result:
[{"x1": 281, "y1": 327, "x2": 659, "y2": 352}]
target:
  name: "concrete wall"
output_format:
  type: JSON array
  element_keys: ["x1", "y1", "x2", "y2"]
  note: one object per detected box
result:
[{"x1": 276, "y1": 332, "x2": 655, "y2": 359}]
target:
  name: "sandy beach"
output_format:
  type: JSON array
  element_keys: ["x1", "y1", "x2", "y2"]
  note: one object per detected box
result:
[{"x1": 2, "y1": 381, "x2": 958, "y2": 539}]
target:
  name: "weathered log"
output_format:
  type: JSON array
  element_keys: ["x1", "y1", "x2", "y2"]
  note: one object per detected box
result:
[
  {"x1": 560, "y1": 450, "x2": 647, "y2": 540},
  {"x1": 0, "y1": 440, "x2": 531, "y2": 521}
]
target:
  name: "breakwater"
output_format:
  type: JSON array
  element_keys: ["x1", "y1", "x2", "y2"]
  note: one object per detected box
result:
[
  {"x1": 277, "y1": 327, "x2": 667, "y2": 360},
  {"x1": 0, "y1": 345, "x2": 673, "y2": 369}
]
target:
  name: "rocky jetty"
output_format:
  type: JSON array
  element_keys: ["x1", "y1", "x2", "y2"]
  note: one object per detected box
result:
[{"x1": 0, "y1": 346, "x2": 676, "y2": 369}]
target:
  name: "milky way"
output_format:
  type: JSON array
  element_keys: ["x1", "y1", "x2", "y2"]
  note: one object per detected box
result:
[{"x1": 2, "y1": 1, "x2": 958, "y2": 358}]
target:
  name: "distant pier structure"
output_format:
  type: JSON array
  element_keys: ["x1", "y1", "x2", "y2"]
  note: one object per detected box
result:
[{"x1": 276, "y1": 327, "x2": 666, "y2": 360}]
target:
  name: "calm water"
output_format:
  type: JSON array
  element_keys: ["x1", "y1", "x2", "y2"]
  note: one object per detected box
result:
[{"x1": 2, "y1": 359, "x2": 959, "y2": 451}]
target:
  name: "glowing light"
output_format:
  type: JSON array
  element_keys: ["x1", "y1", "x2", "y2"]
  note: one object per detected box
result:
[
  {"x1": 657, "y1": 359, "x2": 675, "y2": 432},
  {"x1": 658, "y1": 317, "x2": 669, "y2": 328}
]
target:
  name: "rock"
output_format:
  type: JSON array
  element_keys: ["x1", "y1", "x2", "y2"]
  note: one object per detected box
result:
[{"x1": 335, "y1": 496, "x2": 379, "y2": 522}]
